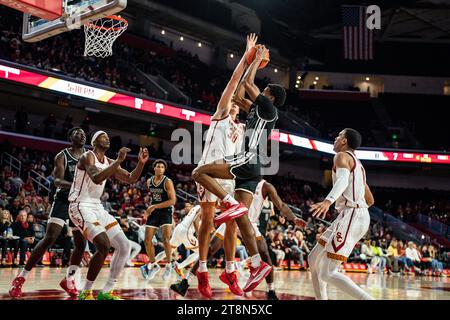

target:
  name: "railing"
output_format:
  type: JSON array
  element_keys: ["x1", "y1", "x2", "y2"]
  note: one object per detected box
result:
[
  {"x1": 29, "y1": 169, "x2": 51, "y2": 196},
  {"x1": 416, "y1": 214, "x2": 450, "y2": 239},
  {"x1": 384, "y1": 213, "x2": 432, "y2": 246},
  {"x1": 0, "y1": 152, "x2": 21, "y2": 175}
]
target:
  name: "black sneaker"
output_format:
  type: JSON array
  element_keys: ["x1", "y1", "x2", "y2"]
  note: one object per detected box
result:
[
  {"x1": 170, "y1": 279, "x2": 189, "y2": 297},
  {"x1": 266, "y1": 290, "x2": 278, "y2": 300}
]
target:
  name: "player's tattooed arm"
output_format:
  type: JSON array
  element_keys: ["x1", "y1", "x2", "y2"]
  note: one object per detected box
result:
[
  {"x1": 114, "y1": 147, "x2": 149, "y2": 183},
  {"x1": 82, "y1": 148, "x2": 127, "y2": 184},
  {"x1": 52, "y1": 151, "x2": 72, "y2": 189},
  {"x1": 214, "y1": 33, "x2": 258, "y2": 119}
]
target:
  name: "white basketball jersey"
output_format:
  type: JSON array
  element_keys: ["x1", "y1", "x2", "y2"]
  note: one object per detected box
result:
[
  {"x1": 199, "y1": 115, "x2": 245, "y2": 165},
  {"x1": 68, "y1": 150, "x2": 110, "y2": 204},
  {"x1": 248, "y1": 179, "x2": 266, "y2": 224},
  {"x1": 179, "y1": 205, "x2": 201, "y2": 231},
  {"x1": 333, "y1": 151, "x2": 367, "y2": 211}
]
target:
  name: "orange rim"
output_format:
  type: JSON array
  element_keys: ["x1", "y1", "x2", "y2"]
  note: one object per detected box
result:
[{"x1": 86, "y1": 15, "x2": 128, "y2": 32}]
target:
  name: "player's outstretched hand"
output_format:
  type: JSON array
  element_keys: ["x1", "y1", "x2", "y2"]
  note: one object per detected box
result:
[
  {"x1": 246, "y1": 33, "x2": 258, "y2": 51},
  {"x1": 255, "y1": 44, "x2": 265, "y2": 61},
  {"x1": 146, "y1": 205, "x2": 156, "y2": 217},
  {"x1": 309, "y1": 200, "x2": 332, "y2": 220},
  {"x1": 293, "y1": 217, "x2": 307, "y2": 229},
  {"x1": 232, "y1": 96, "x2": 252, "y2": 110},
  {"x1": 138, "y1": 147, "x2": 149, "y2": 164},
  {"x1": 117, "y1": 147, "x2": 131, "y2": 163}
]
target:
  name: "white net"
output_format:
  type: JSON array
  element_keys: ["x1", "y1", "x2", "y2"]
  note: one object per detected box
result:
[{"x1": 84, "y1": 15, "x2": 128, "y2": 58}]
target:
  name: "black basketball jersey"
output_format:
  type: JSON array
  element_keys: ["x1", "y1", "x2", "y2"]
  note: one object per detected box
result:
[
  {"x1": 241, "y1": 94, "x2": 278, "y2": 158},
  {"x1": 258, "y1": 200, "x2": 273, "y2": 236},
  {"x1": 54, "y1": 148, "x2": 82, "y2": 201},
  {"x1": 148, "y1": 175, "x2": 170, "y2": 208}
]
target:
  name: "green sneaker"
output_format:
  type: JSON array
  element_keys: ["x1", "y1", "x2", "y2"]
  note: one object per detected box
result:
[
  {"x1": 97, "y1": 290, "x2": 123, "y2": 300},
  {"x1": 78, "y1": 290, "x2": 95, "y2": 300}
]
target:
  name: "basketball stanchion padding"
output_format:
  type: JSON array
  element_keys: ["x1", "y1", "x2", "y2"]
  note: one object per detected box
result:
[{"x1": 84, "y1": 15, "x2": 128, "y2": 58}]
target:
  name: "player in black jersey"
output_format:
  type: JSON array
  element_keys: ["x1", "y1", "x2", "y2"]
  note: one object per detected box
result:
[
  {"x1": 10, "y1": 127, "x2": 88, "y2": 298},
  {"x1": 192, "y1": 45, "x2": 286, "y2": 293},
  {"x1": 140, "y1": 159, "x2": 177, "y2": 281}
]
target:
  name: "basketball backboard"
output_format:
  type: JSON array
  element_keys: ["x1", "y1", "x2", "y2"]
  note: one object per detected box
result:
[{"x1": 22, "y1": 0, "x2": 127, "y2": 42}]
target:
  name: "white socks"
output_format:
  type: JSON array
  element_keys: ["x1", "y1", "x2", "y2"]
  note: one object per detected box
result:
[
  {"x1": 18, "y1": 268, "x2": 30, "y2": 279},
  {"x1": 186, "y1": 272, "x2": 195, "y2": 284},
  {"x1": 103, "y1": 278, "x2": 118, "y2": 293},
  {"x1": 251, "y1": 254, "x2": 262, "y2": 268},
  {"x1": 226, "y1": 261, "x2": 236, "y2": 273},
  {"x1": 319, "y1": 257, "x2": 374, "y2": 300},
  {"x1": 149, "y1": 251, "x2": 167, "y2": 268},
  {"x1": 83, "y1": 280, "x2": 94, "y2": 291},
  {"x1": 198, "y1": 260, "x2": 208, "y2": 273},
  {"x1": 66, "y1": 265, "x2": 79, "y2": 281},
  {"x1": 178, "y1": 252, "x2": 199, "y2": 270},
  {"x1": 223, "y1": 194, "x2": 239, "y2": 205}
]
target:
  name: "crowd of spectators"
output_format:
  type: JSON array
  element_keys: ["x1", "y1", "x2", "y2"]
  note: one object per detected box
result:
[{"x1": 0, "y1": 141, "x2": 449, "y2": 274}]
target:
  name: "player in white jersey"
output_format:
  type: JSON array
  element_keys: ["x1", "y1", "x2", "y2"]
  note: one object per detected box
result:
[
  {"x1": 194, "y1": 33, "x2": 257, "y2": 298},
  {"x1": 68, "y1": 131, "x2": 149, "y2": 300},
  {"x1": 150, "y1": 203, "x2": 202, "y2": 279},
  {"x1": 308, "y1": 128, "x2": 375, "y2": 300},
  {"x1": 171, "y1": 180, "x2": 305, "y2": 299}
]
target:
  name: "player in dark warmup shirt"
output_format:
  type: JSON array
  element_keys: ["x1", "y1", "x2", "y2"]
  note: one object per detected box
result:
[
  {"x1": 140, "y1": 159, "x2": 177, "y2": 281},
  {"x1": 10, "y1": 128, "x2": 88, "y2": 298}
]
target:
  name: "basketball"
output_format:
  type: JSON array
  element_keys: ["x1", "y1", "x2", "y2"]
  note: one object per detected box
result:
[{"x1": 246, "y1": 46, "x2": 270, "y2": 69}]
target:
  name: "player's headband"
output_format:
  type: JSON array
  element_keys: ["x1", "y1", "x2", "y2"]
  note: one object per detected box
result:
[{"x1": 91, "y1": 130, "x2": 107, "y2": 147}]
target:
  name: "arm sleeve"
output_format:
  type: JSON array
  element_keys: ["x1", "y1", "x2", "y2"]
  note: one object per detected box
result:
[
  {"x1": 255, "y1": 94, "x2": 277, "y2": 121},
  {"x1": 325, "y1": 168, "x2": 351, "y2": 204}
]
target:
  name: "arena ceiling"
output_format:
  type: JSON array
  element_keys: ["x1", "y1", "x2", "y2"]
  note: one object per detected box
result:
[{"x1": 130, "y1": 0, "x2": 450, "y2": 76}]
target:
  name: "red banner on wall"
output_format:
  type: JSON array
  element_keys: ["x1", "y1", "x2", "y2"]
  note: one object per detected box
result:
[{"x1": 0, "y1": 0, "x2": 62, "y2": 20}]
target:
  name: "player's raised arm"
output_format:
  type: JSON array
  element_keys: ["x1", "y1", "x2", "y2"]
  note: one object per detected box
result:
[
  {"x1": 114, "y1": 147, "x2": 149, "y2": 184},
  {"x1": 264, "y1": 182, "x2": 306, "y2": 228},
  {"x1": 364, "y1": 184, "x2": 375, "y2": 207},
  {"x1": 242, "y1": 45, "x2": 268, "y2": 101},
  {"x1": 213, "y1": 33, "x2": 258, "y2": 119},
  {"x1": 52, "y1": 151, "x2": 72, "y2": 189},
  {"x1": 309, "y1": 152, "x2": 353, "y2": 219},
  {"x1": 82, "y1": 148, "x2": 128, "y2": 184}
]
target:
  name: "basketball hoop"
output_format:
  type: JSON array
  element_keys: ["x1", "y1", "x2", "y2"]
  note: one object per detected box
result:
[{"x1": 84, "y1": 15, "x2": 128, "y2": 58}]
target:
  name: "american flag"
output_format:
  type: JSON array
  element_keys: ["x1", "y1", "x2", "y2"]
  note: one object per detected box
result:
[{"x1": 342, "y1": 5, "x2": 374, "y2": 60}]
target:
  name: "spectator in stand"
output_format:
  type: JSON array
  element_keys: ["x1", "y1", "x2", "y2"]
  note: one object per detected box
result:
[
  {"x1": 283, "y1": 230, "x2": 300, "y2": 269},
  {"x1": 8, "y1": 197, "x2": 22, "y2": 220},
  {"x1": 294, "y1": 230, "x2": 310, "y2": 269},
  {"x1": 405, "y1": 241, "x2": 422, "y2": 274},
  {"x1": 360, "y1": 239, "x2": 378, "y2": 273},
  {"x1": 101, "y1": 192, "x2": 113, "y2": 213},
  {"x1": 9, "y1": 171, "x2": 23, "y2": 191},
  {"x1": 0, "y1": 209, "x2": 14, "y2": 266},
  {"x1": 0, "y1": 192, "x2": 9, "y2": 208},
  {"x1": 421, "y1": 245, "x2": 444, "y2": 276},
  {"x1": 387, "y1": 239, "x2": 401, "y2": 274},
  {"x1": 271, "y1": 233, "x2": 286, "y2": 269},
  {"x1": 11, "y1": 210, "x2": 35, "y2": 265},
  {"x1": 371, "y1": 240, "x2": 386, "y2": 274},
  {"x1": 2, "y1": 181, "x2": 17, "y2": 198},
  {"x1": 20, "y1": 177, "x2": 35, "y2": 194}
]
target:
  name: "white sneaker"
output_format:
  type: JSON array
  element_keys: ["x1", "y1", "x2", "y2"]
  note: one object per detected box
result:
[
  {"x1": 162, "y1": 263, "x2": 173, "y2": 281},
  {"x1": 147, "y1": 264, "x2": 161, "y2": 280},
  {"x1": 126, "y1": 260, "x2": 134, "y2": 267}
]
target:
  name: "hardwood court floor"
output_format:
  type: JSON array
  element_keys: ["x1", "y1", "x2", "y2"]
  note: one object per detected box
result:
[{"x1": 0, "y1": 267, "x2": 448, "y2": 300}]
